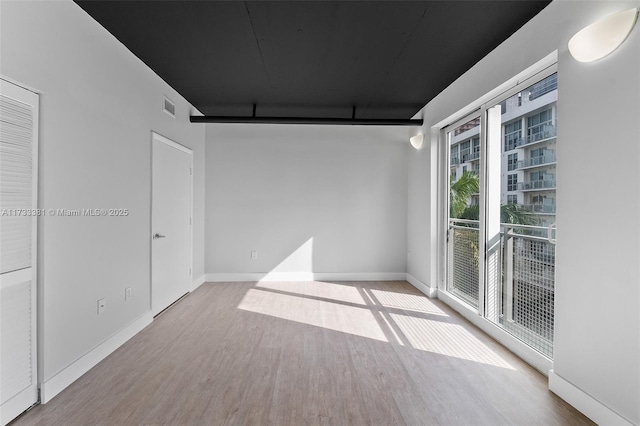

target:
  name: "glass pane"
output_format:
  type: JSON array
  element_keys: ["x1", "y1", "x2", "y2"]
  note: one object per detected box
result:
[
  {"x1": 495, "y1": 72, "x2": 557, "y2": 358},
  {"x1": 447, "y1": 116, "x2": 480, "y2": 308}
]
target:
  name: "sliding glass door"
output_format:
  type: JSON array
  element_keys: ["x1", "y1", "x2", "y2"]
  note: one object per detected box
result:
[
  {"x1": 446, "y1": 71, "x2": 558, "y2": 358},
  {"x1": 446, "y1": 113, "x2": 481, "y2": 308}
]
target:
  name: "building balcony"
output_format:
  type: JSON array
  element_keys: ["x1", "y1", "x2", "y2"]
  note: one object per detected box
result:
[
  {"x1": 517, "y1": 179, "x2": 556, "y2": 191},
  {"x1": 523, "y1": 203, "x2": 556, "y2": 214},
  {"x1": 505, "y1": 125, "x2": 556, "y2": 151},
  {"x1": 523, "y1": 125, "x2": 556, "y2": 146},
  {"x1": 451, "y1": 156, "x2": 460, "y2": 165},
  {"x1": 462, "y1": 151, "x2": 480, "y2": 162},
  {"x1": 517, "y1": 154, "x2": 556, "y2": 169}
]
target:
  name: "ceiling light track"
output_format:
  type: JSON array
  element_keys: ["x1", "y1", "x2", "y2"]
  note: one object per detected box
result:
[{"x1": 190, "y1": 115, "x2": 423, "y2": 126}]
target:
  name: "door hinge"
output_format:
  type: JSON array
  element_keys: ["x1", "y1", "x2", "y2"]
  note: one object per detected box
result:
[
  {"x1": 189, "y1": 267, "x2": 192, "y2": 276},
  {"x1": 189, "y1": 217, "x2": 192, "y2": 225},
  {"x1": 189, "y1": 167, "x2": 192, "y2": 176}
]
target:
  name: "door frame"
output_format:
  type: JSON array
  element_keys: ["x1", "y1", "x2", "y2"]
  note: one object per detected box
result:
[
  {"x1": 437, "y1": 60, "x2": 558, "y2": 373},
  {"x1": 150, "y1": 131, "x2": 193, "y2": 314},
  {"x1": 0, "y1": 77, "x2": 40, "y2": 425}
]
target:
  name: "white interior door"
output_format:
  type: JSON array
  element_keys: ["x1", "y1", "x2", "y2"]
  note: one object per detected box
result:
[
  {"x1": 151, "y1": 133, "x2": 192, "y2": 315},
  {"x1": 0, "y1": 79, "x2": 39, "y2": 425}
]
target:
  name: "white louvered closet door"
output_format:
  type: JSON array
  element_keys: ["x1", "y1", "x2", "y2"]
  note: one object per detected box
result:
[{"x1": 0, "y1": 79, "x2": 39, "y2": 426}]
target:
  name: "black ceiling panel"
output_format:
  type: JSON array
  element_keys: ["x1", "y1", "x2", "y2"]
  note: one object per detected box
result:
[{"x1": 74, "y1": 1, "x2": 550, "y2": 119}]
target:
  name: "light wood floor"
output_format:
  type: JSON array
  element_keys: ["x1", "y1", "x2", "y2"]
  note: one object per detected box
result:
[{"x1": 14, "y1": 281, "x2": 593, "y2": 425}]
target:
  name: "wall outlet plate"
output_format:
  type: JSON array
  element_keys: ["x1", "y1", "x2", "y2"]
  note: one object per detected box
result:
[
  {"x1": 125, "y1": 287, "x2": 132, "y2": 301},
  {"x1": 97, "y1": 298, "x2": 106, "y2": 314}
]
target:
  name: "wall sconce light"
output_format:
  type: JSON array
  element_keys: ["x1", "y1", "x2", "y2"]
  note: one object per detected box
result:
[
  {"x1": 568, "y1": 8, "x2": 638, "y2": 63},
  {"x1": 409, "y1": 127, "x2": 424, "y2": 150}
]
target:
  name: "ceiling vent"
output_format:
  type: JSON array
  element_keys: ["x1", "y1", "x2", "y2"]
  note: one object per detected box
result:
[{"x1": 163, "y1": 96, "x2": 175, "y2": 118}]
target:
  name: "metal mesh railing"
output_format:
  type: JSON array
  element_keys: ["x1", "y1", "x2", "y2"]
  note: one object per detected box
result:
[
  {"x1": 447, "y1": 220, "x2": 556, "y2": 358},
  {"x1": 448, "y1": 220, "x2": 479, "y2": 308},
  {"x1": 501, "y1": 226, "x2": 555, "y2": 357}
]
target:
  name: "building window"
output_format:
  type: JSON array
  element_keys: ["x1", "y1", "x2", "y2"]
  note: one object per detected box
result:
[
  {"x1": 530, "y1": 171, "x2": 545, "y2": 181},
  {"x1": 471, "y1": 136, "x2": 480, "y2": 160},
  {"x1": 507, "y1": 194, "x2": 518, "y2": 205},
  {"x1": 504, "y1": 120, "x2": 521, "y2": 151},
  {"x1": 451, "y1": 169, "x2": 457, "y2": 180},
  {"x1": 507, "y1": 174, "x2": 518, "y2": 191},
  {"x1": 461, "y1": 140, "x2": 471, "y2": 162},
  {"x1": 507, "y1": 153, "x2": 518, "y2": 171},
  {"x1": 527, "y1": 109, "x2": 553, "y2": 142},
  {"x1": 462, "y1": 165, "x2": 467, "y2": 173},
  {"x1": 450, "y1": 145, "x2": 459, "y2": 165},
  {"x1": 528, "y1": 73, "x2": 558, "y2": 101}
]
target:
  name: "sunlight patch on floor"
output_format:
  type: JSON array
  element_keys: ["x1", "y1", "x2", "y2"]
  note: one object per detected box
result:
[
  {"x1": 389, "y1": 313, "x2": 516, "y2": 369},
  {"x1": 369, "y1": 288, "x2": 448, "y2": 315},
  {"x1": 256, "y1": 281, "x2": 367, "y2": 306},
  {"x1": 238, "y1": 288, "x2": 388, "y2": 342}
]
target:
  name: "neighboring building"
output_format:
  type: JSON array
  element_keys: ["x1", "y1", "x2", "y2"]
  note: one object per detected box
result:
[
  {"x1": 449, "y1": 118, "x2": 481, "y2": 207},
  {"x1": 449, "y1": 73, "x2": 558, "y2": 226},
  {"x1": 500, "y1": 73, "x2": 557, "y2": 227}
]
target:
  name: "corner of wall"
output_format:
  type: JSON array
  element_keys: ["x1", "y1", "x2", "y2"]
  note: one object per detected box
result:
[{"x1": 405, "y1": 273, "x2": 437, "y2": 298}]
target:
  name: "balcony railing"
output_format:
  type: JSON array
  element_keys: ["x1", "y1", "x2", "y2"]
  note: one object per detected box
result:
[
  {"x1": 517, "y1": 179, "x2": 556, "y2": 191},
  {"x1": 450, "y1": 156, "x2": 460, "y2": 165},
  {"x1": 523, "y1": 203, "x2": 556, "y2": 213},
  {"x1": 448, "y1": 220, "x2": 555, "y2": 357},
  {"x1": 447, "y1": 219, "x2": 480, "y2": 308},
  {"x1": 528, "y1": 74, "x2": 558, "y2": 100},
  {"x1": 517, "y1": 153, "x2": 556, "y2": 169},
  {"x1": 505, "y1": 126, "x2": 556, "y2": 151},
  {"x1": 462, "y1": 151, "x2": 480, "y2": 162},
  {"x1": 502, "y1": 224, "x2": 555, "y2": 357},
  {"x1": 525, "y1": 124, "x2": 556, "y2": 145}
]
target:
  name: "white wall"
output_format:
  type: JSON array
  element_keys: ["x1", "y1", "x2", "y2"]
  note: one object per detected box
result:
[
  {"x1": 0, "y1": 0, "x2": 205, "y2": 395},
  {"x1": 553, "y1": 3, "x2": 639, "y2": 424},
  {"x1": 407, "y1": 1, "x2": 639, "y2": 424},
  {"x1": 205, "y1": 124, "x2": 407, "y2": 279}
]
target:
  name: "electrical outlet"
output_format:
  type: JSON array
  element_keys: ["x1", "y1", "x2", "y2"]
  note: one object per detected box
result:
[
  {"x1": 251, "y1": 251, "x2": 258, "y2": 260},
  {"x1": 125, "y1": 287, "x2": 132, "y2": 301},
  {"x1": 97, "y1": 298, "x2": 106, "y2": 314}
]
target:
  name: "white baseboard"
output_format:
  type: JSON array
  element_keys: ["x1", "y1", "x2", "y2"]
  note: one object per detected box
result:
[
  {"x1": 40, "y1": 312, "x2": 153, "y2": 404},
  {"x1": 405, "y1": 273, "x2": 437, "y2": 298},
  {"x1": 437, "y1": 289, "x2": 553, "y2": 376},
  {"x1": 549, "y1": 370, "x2": 633, "y2": 426},
  {"x1": 205, "y1": 272, "x2": 407, "y2": 283},
  {"x1": 314, "y1": 272, "x2": 406, "y2": 281},
  {"x1": 191, "y1": 274, "x2": 206, "y2": 291}
]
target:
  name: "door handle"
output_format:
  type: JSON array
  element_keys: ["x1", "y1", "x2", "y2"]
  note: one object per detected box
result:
[{"x1": 153, "y1": 233, "x2": 166, "y2": 240}]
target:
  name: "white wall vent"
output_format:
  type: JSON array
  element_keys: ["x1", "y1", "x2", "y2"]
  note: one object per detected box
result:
[{"x1": 163, "y1": 96, "x2": 175, "y2": 118}]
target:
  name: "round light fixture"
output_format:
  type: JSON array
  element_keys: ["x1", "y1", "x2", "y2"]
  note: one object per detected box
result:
[
  {"x1": 568, "y1": 8, "x2": 638, "y2": 63},
  {"x1": 410, "y1": 134, "x2": 424, "y2": 149},
  {"x1": 409, "y1": 126, "x2": 424, "y2": 149}
]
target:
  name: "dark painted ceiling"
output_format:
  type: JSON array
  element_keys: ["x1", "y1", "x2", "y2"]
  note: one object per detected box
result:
[{"x1": 75, "y1": 1, "x2": 550, "y2": 119}]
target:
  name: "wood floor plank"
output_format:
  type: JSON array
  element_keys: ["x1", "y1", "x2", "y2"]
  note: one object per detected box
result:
[{"x1": 13, "y1": 281, "x2": 594, "y2": 426}]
